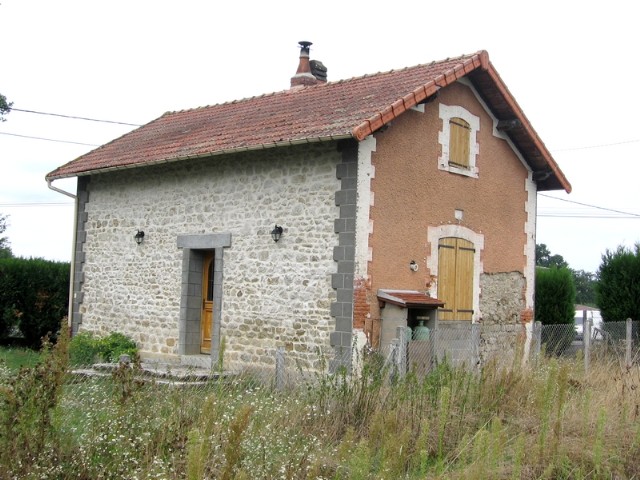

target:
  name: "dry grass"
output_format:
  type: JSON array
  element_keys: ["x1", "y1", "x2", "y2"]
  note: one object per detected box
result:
[{"x1": 2, "y1": 339, "x2": 640, "y2": 479}]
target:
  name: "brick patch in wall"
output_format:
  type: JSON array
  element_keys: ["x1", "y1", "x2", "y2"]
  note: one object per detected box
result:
[{"x1": 353, "y1": 277, "x2": 369, "y2": 330}]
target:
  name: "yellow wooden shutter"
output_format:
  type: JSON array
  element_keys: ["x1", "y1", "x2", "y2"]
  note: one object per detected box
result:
[
  {"x1": 455, "y1": 239, "x2": 474, "y2": 321},
  {"x1": 438, "y1": 238, "x2": 457, "y2": 321},
  {"x1": 449, "y1": 118, "x2": 471, "y2": 168},
  {"x1": 438, "y1": 237, "x2": 475, "y2": 321}
]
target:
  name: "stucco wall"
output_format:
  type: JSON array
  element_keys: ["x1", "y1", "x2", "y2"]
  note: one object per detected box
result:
[
  {"x1": 77, "y1": 142, "x2": 341, "y2": 370},
  {"x1": 359, "y1": 81, "x2": 531, "y2": 344}
]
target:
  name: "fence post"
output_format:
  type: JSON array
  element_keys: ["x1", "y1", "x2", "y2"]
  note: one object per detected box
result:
[
  {"x1": 626, "y1": 318, "x2": 633, "y2": 368},
  {"x1": 471, "y1": 323, "x2": 480, "y2": 369},
  {"x1": 533, "y1": 321, "x2": 542, "y2": 362},
  {"x1": 584, "y1": 315, "x2": 591, "y2": 376},
  {"x1": 275, "y1": 347, "x2": 285, "y2": 390},
  {"x1": 396, "y1": 326, "x2": 407, "y2": 378}
]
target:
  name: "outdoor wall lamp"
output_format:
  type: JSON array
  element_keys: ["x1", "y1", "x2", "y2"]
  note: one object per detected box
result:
[
  {"x1": 134, "y1": 230, "x2": 145, "y2": 245},
  {"x1": 409, "y1": 260, "x2": 419, "y2": 272},
  {"x1": 271, "y1": 225, "x2": 283, "y2": 243}
]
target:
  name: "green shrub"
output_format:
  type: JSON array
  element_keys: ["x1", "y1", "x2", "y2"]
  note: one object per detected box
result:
[
  {"x1": 68, "y1": 332, "x2": 138, "y2": 366},
  {"x1": 597, "y1": 243, "x2": 640, "y2": 322},
  {"x1": 98, "y1": 332, "x2": 138, "y2": 362},
  {"x1": 68, "y1": 332, "x2": 100, "y2": 366},
  {"x1": 535, "y1": 267, "x2": 576, "y2": 325},
  {"x1": 536, "y1": 267, "x2": 576, "y2": 355},
  {"x1": 0, "y1": 257, "x2": 70, "y2": 346}
]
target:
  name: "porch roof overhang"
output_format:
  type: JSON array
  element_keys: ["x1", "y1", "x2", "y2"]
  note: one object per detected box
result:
[{"x1": 377, "y1": 289, "x2": 445, "y2": 309}]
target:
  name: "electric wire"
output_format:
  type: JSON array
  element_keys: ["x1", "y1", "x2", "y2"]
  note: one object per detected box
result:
[
  {"x1": 538, "y1": 193, "x2": 640, "y2": 218},
  {"x1": 11, "y1": 108, "x2": 141, "y2": 127},
  {"x1": 0, "y1": 131, "x2": 99, "y2": 147},
  {"x1": 552, "y1": 138, "x2": 640, "y2": 152}
]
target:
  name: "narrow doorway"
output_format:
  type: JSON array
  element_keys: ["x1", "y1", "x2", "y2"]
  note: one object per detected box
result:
[{"x1": 201, "y1": 252, "x2": 214, "y2": 353}]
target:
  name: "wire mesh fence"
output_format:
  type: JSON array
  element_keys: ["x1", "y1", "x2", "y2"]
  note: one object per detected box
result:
[{"x1": 47, "y1": 318, "x2": 640, "y2": 390}]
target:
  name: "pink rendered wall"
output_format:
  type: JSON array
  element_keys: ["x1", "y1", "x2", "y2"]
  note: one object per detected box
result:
[{"x1": 361, "y1": 82, "x2": 530, "y2": 344}]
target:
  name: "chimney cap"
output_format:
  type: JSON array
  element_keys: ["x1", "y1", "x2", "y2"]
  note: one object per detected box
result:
[{"x1": 298, "y1": 40, "x2": 312, "y2": 49}]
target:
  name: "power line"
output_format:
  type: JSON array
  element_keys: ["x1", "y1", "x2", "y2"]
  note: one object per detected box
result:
[
  {"x1": 552, "y1": 138, "x2": 640, "y2": 152},
  {"x1": 0, "y1": 131, "x2": 99, "y2": 147},
  {"x1": 12, "y1": 108, "x2": 141, "y2": 127},
  {"x1": 538, "y1": 193, "x2": 640, "y2": 218},
  {"x1": 0, "y1": 202, "x2": 73, "y2": 207},
  {"x1": 539, "y1": 214, "x2": 640, "y2": 219}
]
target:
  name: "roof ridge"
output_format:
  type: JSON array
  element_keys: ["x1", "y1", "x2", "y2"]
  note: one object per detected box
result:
[{"x1": 162, "y1": 51, "x2": 485, "y2": 117}]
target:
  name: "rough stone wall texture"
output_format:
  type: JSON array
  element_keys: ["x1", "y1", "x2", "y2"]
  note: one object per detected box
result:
[
  {"x1": 477, "y1": 271, "x2": 526, "y2": 365},
  {"x1": 479, "y1": 272, "x2": 525, "y2": 326},
  {"x1": 77, "y1": 142, "x2": 341, "y2": 370},
  {"x1": 478, "y1": 324, "x2": 524, "y2": 367}
]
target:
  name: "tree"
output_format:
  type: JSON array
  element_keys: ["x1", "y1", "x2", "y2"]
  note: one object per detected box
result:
[
  {"x1": 596, "y1": 244, "x2": 640, "y2": 322},
  {"x1": 536, "y1": 243, "x2": 569, "y2": 269},
  {"x1": 0, "y1": 214, "x2": 12, "y2": 259},
  {"x1": 536, "y1": 244, "x2": 597, "y2": 306},
  {"x1": 572, "y1": 269, "x2": 597, "y2": 306},
  {"x1": 0, "y1": 93, "x2": 11, "y2": 122}
]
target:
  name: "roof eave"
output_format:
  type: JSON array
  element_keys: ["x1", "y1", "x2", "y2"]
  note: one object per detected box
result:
[
  {"x1": 481, "y1": 61, "x2": 572, "y2": 193},
  {"x1": 45, "y1": 133, "x2": 353, "y2": 181},
  {"x1": 352, "y1": 50, "x2": 571, "y2": 194}
]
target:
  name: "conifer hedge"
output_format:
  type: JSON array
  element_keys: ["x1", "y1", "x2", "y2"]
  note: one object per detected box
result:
[
  {"x1": 535, "y1": 266, "x2": 576, "y2": 354},
  {"x1": 0, "y1": 258, "x2": 70, "y2": 347},
  {"x1": 597, "y1": 244, "x2": 640, "y2": 323}
]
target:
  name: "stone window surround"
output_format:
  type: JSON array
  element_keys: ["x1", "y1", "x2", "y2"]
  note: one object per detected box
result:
[
  {"x1": 438, "y1": 103, "x2": 480, "y2": 178},
  {"x1": 427, "y1": 225, "x2": 484, "y2": 322},
  {"x1": 177, "y1": 233, "x2": 231, "y2": 361}
]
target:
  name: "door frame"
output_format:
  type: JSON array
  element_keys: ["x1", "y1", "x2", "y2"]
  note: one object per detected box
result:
[
  {"x1": 201, "y1": 251, "x2": 215, "y2": 353},
  {"x1": 177, "y1": 233, "x2": 231, "y2": 359}
]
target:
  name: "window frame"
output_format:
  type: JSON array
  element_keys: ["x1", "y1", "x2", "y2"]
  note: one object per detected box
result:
[{"x1": 438, "y1": 104, "x2": 480, "y2": 178}]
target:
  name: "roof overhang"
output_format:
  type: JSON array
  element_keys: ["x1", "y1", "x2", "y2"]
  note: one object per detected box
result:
[
  {"x1": 351, "y1": 51, "x2": 571, "y2": 193},
  {"x1": 46, "y1": 133, "x2": 352, "y2": 181},
  {"x1": 377, "y1": 289, "x2": 445, "y2": 309}
]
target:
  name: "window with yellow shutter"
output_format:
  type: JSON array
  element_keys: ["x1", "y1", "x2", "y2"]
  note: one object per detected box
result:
[
  {"x1": 438, "y1": 104, "x2": 480, "y2": 178},
  {"x1": 448, "y1": 118, "x2": 471, "y2": 168}
]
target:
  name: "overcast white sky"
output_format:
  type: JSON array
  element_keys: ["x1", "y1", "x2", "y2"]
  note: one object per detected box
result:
[{"x1": 1, "y1": 0, "x2": 639, "y2": 273}]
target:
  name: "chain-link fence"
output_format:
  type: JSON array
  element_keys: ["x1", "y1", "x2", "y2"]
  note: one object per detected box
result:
[{"x1": 65, "y1": 318, "x2": 640, "y2": 388}]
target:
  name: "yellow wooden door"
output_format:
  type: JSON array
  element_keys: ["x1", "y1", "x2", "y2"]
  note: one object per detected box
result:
[
  {"x1": 201, "y1": 252, "x2": 214, "y2": 353},
  {"x1": 438, "y1": 237, "x2": 474, "y2": 321}
]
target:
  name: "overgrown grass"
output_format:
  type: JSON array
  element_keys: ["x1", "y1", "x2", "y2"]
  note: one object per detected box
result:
[
  {"x1": 0, "y1": 346, "x2": 41, "y2": 372},
  {"x1": 2, "y1": 335, "x2": 640, "y2": 478}
]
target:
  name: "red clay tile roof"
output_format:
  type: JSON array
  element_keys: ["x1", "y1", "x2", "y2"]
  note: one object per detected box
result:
[
  {"x1": 46, "y1": 50, "x2": 570, "y2": 192},
  {"x1": 377, "y1": 290, "x2": 445, "y2": 309}
]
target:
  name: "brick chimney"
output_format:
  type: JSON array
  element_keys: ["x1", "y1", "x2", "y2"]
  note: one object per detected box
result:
[{"x1": 291, "y1": 41, "x2": 327, "y2": 87}]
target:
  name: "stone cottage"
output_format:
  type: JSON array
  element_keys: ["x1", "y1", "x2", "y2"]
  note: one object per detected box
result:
[{"x1": 46, "y1": 43, "x2": 570, "y2": 370}]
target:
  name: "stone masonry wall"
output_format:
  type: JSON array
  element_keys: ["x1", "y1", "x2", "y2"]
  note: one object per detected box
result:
[
  {"x1": 478, "y1": 271, "x2": 526, "y2": 365},
  {"x1": 78, "y1": 142, "x2": 341, "y2": 370}
]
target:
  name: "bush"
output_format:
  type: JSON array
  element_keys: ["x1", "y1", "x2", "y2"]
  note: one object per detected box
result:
[
  {"x1": 0, "y1": 257, "x2": 70, "y2": 346},
  {"x1": 596, "y1": 243, "x2": 640, "y2": 323},
  {"x1": 536, "y1": 267, "x2": 576, "y2": 355},
  {"x1": 98, "y1": 332, "x2": 138, "y2": 362},
  {"x1": 69, "y1": 332, "x2": 138, "y2": 366},
  {"x1": 68, "y1": 332, "x2": 100, "y2": 365},
  {"x1": 535, "y1": 267, "x2": 576, "y2": 325}
]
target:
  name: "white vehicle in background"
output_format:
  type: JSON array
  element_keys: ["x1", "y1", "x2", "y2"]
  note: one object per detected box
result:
[{"x1": 574, "y1": 306, "x2": 603, "y2": 341}]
